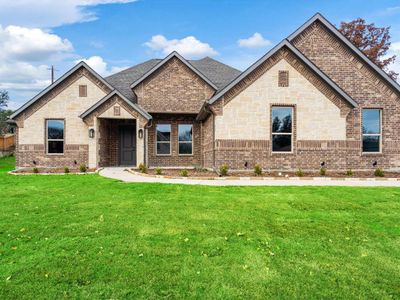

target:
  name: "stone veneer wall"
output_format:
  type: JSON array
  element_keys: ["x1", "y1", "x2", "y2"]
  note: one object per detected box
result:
[
  {"x1": 208, "y1": 39, "x2": 400, "y2": 171},
  {"x1": 15, "y1": 69, "x2": 109, "y2": 168},
  {"x1": 291, "y1": 20, "x2": 400, "y2": 170},
  {"x1": 147, "y1": 114, "x2": 201, "y2": 167},
  {"x1": 133, "y1": 57, "x2": 215, "y2": 113}
]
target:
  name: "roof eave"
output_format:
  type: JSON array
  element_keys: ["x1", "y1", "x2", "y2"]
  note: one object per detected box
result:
[
  {"x1": 9, "y1": 61, "x2": 114, "y2": 120},
  {"x1": 287, "y1": 12, "x2": 400, "y2": 95}
]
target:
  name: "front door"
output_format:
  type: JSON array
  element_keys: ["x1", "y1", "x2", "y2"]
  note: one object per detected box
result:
[{"x1": 119, "y1": 125, "x2": 136, "y2": 166}]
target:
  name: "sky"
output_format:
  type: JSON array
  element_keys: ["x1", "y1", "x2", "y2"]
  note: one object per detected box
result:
[{"x1": 1, "y1": 0, "x2": 400, "y2": 109}]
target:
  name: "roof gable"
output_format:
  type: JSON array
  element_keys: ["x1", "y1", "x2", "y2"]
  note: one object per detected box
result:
[
  {"x1": 208, "y1": 40, "x2": 358, "y2": 108},
  {"x1": 80, "y1": 90, "x2": 151, "y2": 120},
  {"x1": 287, "y1": 13, "x2": 400, "y2": 95},
  {"x1": 10, "y1": 61, "x2": 114, "y2": 120},
  {"x1": 130, "y1": 51, "x2": 218, "y2": 90}
]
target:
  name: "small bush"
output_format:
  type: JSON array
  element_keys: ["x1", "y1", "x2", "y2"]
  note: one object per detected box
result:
[
  {"x1": 33, "y1": 167, "x2": 39, "y2": 174},
  {"x1": 374, "y1": 168, "x2": 384, "y2": 177},
  {"x1": 64, "y1": 167, "x2": 70, "y2": 174},
  {"x1": 79, "y1": 164, "x2": 87, "y2": 173},
  {"x1": 320, "y1": 167, "x2": 327, "y2": 176},
  {"x1": 155, "y1": 167, "x2": 162, "y2": 175},
  {"x1": 254, "y1": 164, "x2": 262, "y2": 176},
  {"x1": 219, "y1": 164, "x2": 229, "y2": 176},
  {"x1": 138, "y1": 163, "x2": 147, "y2": 173},
  {"x1": 180, "y1": 169, "x2": 188, "y2": 177},
  {"x1": 346, "y1": 169, "x2": 353, "y2": 177},
  {"x1": 295, "y1": 168, "x2": 304, "y2": 177}
]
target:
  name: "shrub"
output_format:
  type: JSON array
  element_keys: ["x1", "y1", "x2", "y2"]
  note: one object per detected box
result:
[
  {"x1": 295, "y1": 168, "x2": 304, "y2": 177},
  {"x1": 64, "y1": 167, "x2": 70, "y2": 174},
  {"x1": 346, "y1": 169, "x2": 353, "y2": 177},
  {"x1": 219, "y1": 164, "x2": 229, "y2": 176},
  {"x1": 180, "y1": 169, "x2": 188, "y2": 177},
  {"x1": 33, "y1": 167, "x2": 39, "y2": 174},
  {"x1": 138, "y1": 163, "x2": 147, "y2": 173},
  {"x1": 155, "y1": 167, "x2": 162, "y2": 175},
  {"x1": 254, "y1": 164, "x2": 262, "y2": 176},
  {"x1": 374, "y1": 168, "x2": 384, "y2": 177},
  {"x1": 320, "y1": 167, "x2": 327, "y2": 176},
  {"x1": 79, "y1": 164, "x2": 87, "y2": 173}
]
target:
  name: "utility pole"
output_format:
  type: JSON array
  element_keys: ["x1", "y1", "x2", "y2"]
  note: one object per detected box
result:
[{"x1": 48, "y1": 65, "x2": 58, "y2": 84}]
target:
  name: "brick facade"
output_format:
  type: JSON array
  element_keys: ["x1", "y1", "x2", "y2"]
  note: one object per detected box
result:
[
  {"x1": 147, "y1": 114, "x2": 201, "y2": 167},
  {"x1": 133, "y1": 57, "x2": 215, "y2": 113}
]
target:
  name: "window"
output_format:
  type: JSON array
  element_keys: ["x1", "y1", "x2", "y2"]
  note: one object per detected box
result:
[
  {"x1": 156, "y1": 124, "x2": 171, "y2": 155},
  {"x1": 271, "y1": 107, "x2": 293, "y2": 152},
  {"x1": 47, "y1": 119, "x2": 64, "y2": 154},
  {"x1": 79, "y1": 85, "x2": 87, "y2": 97},
  {"x1": 362, "y1": 109, "x2": 381, "y2": 153},
  {"x1": 178, "y1": 124, "x2": 193, "y2": 155}
]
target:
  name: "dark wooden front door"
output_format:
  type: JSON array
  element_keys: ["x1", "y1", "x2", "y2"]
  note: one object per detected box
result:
[{"x1": 119, "y1": 125, "x2": 136, "y2": 166}]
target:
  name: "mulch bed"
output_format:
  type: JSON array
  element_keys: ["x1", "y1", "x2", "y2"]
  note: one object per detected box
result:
[
  {"x1": 136, "y1": 168, "x2": 400, "y2": 178},
  {"x1": 12, "y1": 168, "x2": 96, "y2": 174}
]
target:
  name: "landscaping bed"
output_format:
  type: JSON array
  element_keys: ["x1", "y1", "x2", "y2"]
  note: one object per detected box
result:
[
  {"x1": 134, "y1": 168, "x2": 400, "y2": 178},
  {"x1": 11, "y1": 167, "x2": 97, "y2": 174}
]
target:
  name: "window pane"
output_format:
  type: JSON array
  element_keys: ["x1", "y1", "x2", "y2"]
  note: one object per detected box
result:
[
  {"x1": 157, "y1": 142, "x2": 170, "y2": 155},
  {"x1": 156, "y1": 124, "x2": 171, "y2": 142},
  {"x1": 48, "y1": 141, "x2": 64, "y2": 153},
  {"x1": 363, "y1": 136, "x2": 380, "y2": 152},
  {"x1": 178, "y1": 125, "x2": 192, "y2": 142},
  {"x1": 272, "y1": 135, "x2": 292, "y2": 152},
  {"x1": 362, "y1": 109, "x2": 380, "y2": 134},
  {"x1": 272, "y1": 107, "x2": 292, "y2": 133},
  {"x1": 47, "y1": 120, "x2": 64, "y2": 139},
  {"x1": 179, "y1": 143, "x2": 192, "y2": 155}
]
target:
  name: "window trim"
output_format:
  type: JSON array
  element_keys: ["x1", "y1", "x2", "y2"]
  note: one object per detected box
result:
[
  {"x1": 155, "y1": 123, "x2": 171, "y2": 156},
  {"x1": 271, "y1": 106, "x2": 294, "y2": 154},
  {"x1": 178, "y1": 124, "x2": 193, "y2": 156},
  {"x1": 361, "y1": 108, "x2": 382, "y2": 154},
  {"x1": 46, "y1": 118, "x2": 65, "y2": 156}
]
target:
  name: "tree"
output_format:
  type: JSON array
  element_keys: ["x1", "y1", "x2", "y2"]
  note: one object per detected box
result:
[
  {"x1": 339, "y1": 18, "x2": 398, "y2": 80},
  {"x1": 0, "y1": 90, "x2": 9, "y2": 111},
  {"x1": 0, "y1": 110, "x2": 13, "y2": 135}
]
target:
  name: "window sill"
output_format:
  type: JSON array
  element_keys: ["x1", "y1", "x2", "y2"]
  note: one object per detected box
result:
[
  {"x1": 46, "y1": 153, "x2": 65, "y2": 156},
  {"x1": 156, "y1": 154, "x2": 172, "y2": 157},
  {"x1": 361, "y1": 152, "x2": 383, "y2": 156}
]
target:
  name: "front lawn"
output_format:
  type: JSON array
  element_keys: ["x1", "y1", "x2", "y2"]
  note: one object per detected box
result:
[{"x1": 0, "y1": 156, "x2": 399, "y2": 299}]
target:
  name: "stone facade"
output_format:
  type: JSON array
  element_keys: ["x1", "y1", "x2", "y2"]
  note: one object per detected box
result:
[
  {"x1": 133, "y1": 57, "x2": 215, "y2": 113},
  {"x1": 15, "y1": 71, "x2": 108, "y2": 168}
]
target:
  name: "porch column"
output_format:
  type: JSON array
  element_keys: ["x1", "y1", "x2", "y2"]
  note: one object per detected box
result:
[
  {"x1": 136, "y1": 119, "x2": 144, "y2": 167},
  {"x1": 88, "y1": 117, "x2": 98, "y2": 168}
]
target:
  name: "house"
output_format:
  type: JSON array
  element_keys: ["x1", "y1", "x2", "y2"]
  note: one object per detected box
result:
[{"x1": 9, "y1": 13, "x2": 400, "y2": 171}]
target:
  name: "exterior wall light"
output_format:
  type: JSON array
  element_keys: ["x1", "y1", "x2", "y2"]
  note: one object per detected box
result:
[
  {"x1": 138, "y1": 128, "x2": 144, "y2": 139},
  {"x1": 89, "y1": 128, "x2": 95, "y2": 138}
]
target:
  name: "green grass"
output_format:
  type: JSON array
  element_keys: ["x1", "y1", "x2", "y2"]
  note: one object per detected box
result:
[{"x1": 0, "y1": 156, "x2": 399, "y2": 299}]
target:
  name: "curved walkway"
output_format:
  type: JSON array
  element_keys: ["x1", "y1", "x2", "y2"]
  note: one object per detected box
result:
[{"x1": 99, "y1": 168, "x2": 400, "y2": 187}]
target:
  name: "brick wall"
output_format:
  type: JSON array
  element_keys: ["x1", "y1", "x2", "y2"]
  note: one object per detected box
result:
[
  {"x1": 133, "y1": 57, "x2": 215, "y2": 113},
  {"x1": 148, "y1": 114, "x2": 201, "y2": 167}
]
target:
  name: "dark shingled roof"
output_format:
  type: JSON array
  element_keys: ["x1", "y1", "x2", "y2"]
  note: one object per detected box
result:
[{"x1": 105, "y1": 57, "x2": 241, "y2": 101}]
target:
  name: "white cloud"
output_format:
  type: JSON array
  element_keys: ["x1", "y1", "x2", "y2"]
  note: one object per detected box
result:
[
  {"x1": 145, "y1": 35, "x2": 218, "y2": 58},
  {"x1": 75, "y1": 55, "x2": 128, "y2": 76},
  {"x1": 0, "y1": 25, "x2": 73, "y2": 62},
  {"x1": 238, "y1": 33, "x2": 271, "y2": 48},
  {"x1": 0, "y1": 0, "x2": 137, "y2": 28}
]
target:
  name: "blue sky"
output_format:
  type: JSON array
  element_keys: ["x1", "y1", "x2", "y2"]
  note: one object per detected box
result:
[{"x1": 1, "y1": 0, "x2": 400, "y2": 109}]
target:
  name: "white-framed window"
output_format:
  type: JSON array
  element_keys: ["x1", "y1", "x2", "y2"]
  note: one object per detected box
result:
[
  {"x1": 156, "y1": 124, "x2": 171, "y2": 155},
  {"x1": 362, "y1": 109, "x2": 382, "y2": 153},
  {"x1": 46, "y1": 119, "x2": 64, "y2": 154},
  {"x1": 178, "y1": 124, "x2": 193, "y2": 155},
  {"x1": 271, "y1": 106, "x2": 293, "y2": 152}
]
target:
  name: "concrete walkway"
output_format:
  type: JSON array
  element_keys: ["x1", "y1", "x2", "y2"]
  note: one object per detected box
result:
[{"x1": 99, "y1": 168, "x2": 400, "y2": 187}]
